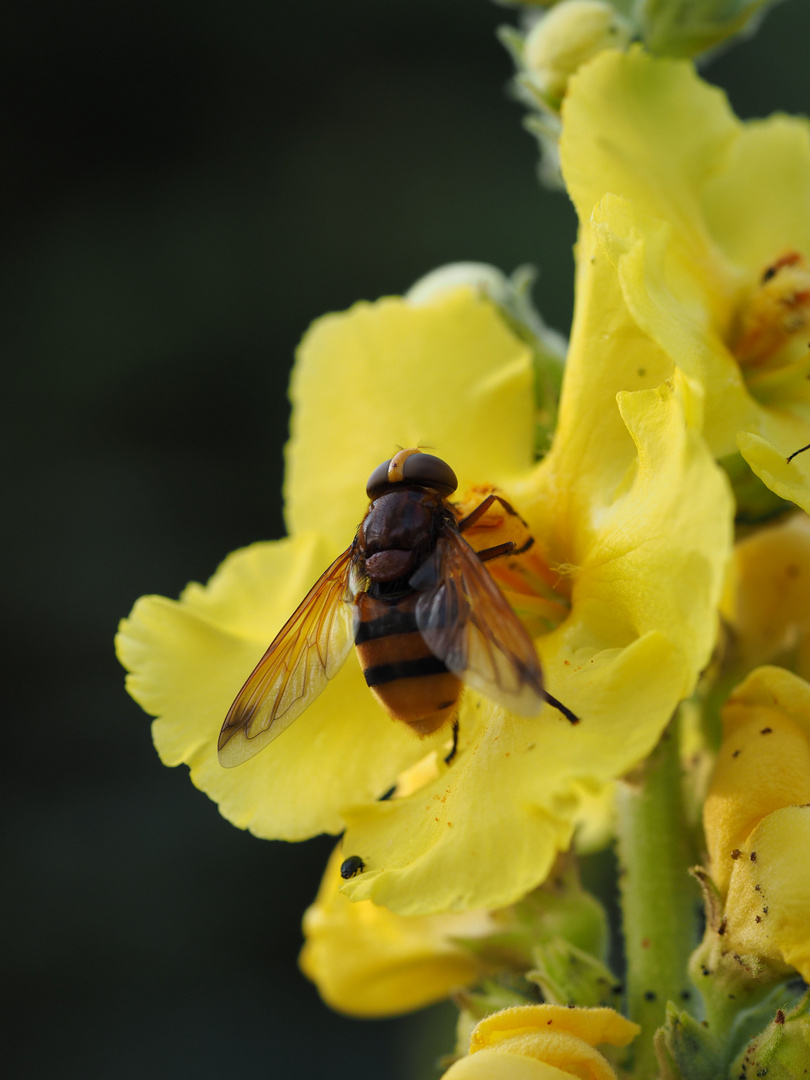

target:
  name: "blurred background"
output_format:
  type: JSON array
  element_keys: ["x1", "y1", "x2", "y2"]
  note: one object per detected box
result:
[{"x1": 4, "y1": 1, "x2": 808, "y2": 1076}]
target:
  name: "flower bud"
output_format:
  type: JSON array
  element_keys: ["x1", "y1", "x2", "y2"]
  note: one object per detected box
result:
[
  {"x1": 440, "y1": 1004, "x2": 640, "y2": 1079},
  {"x1": 523, "y1": 1, "x2": 632, "y2": 101},
  {"x1": 731, "y1": 995, "x2": 810, "y2": 1080},
  {"x1": 700, "y1": 668, "x2": 810, "y2": 986}
]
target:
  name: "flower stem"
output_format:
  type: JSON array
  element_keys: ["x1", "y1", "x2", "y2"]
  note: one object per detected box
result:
[{"x1": 616, "y1": 718, "x2": 700, "y2": 1079}]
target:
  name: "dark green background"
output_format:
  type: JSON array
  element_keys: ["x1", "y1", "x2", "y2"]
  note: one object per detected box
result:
[{"x1": 4, "y1": 2, "x2": 808, "y2": 1077}]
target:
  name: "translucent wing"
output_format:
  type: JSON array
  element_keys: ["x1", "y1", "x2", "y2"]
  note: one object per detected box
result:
[
  {"x1": 218, "y1": 545, "x2": 357, "y2": 767},
  {"x1": 411, "y1": 526, "x2": 545, "y2": 716}
]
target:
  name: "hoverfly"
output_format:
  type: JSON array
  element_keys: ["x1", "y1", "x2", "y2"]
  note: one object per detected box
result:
[{"x1": 217, "y1": 448, "x2": 578, "y2": 768}]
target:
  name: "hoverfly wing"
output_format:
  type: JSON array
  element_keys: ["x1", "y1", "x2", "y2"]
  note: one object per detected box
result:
[
  {"x1": 411, "y1": 526, "x2": 545, "y2": 717},
  {"x1": 218, "y1": 545, "x2": 358, "y2": 767}
]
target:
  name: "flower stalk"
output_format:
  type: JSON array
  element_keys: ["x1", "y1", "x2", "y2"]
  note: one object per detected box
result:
[{"x1": 616, "y1": 716, "x2": 700, "y2": 1078}]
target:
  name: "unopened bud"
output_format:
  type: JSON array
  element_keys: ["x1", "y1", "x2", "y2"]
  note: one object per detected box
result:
[
  {"x1": 731, "y1": 993, "x2": 810, "y2": 1080},
  {"x1": 523, "y1": 1, "x2": 632, "y2": 100}
]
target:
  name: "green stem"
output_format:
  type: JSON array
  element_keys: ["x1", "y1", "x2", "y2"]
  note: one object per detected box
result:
[{"x1": 616, "y1": 718, "x2": 700, "y2": 1079}]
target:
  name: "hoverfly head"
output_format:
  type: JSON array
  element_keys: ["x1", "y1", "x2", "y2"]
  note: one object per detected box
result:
[{"x1": 366, "y1": 448, "x2": 458, "y2": 499}]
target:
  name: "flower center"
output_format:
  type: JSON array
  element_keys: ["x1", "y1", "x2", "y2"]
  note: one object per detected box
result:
[
  {"x1": 453, "y1": 484, "x2": 572, "y2": 635},
  {"x1": 732, "y1": 251, "x2": 810, "y2": 374}
]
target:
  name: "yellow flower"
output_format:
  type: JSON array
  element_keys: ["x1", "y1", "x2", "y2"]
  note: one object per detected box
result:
[
  {"x1": 299, "y1": 846, "x2": 497, "y2": 1017},
  {"x1": 721, "y1": 511, "x2": 810, "y2": 679},
  {"x1": 559, "y1": 47, "x2": 810, "y2": 512},
  {"x1": 441, "y1": 1004, "x2": 639, "y2": 1080},
  {"x1": 117, "y1": 284, "x2": 731, "y2": 916},
  {"x1": 300, "y1": 844, "x2": 610, "y2": 1018},
  {"x1": 703, "y1": 666, "x2": 810, "y2": 980}
]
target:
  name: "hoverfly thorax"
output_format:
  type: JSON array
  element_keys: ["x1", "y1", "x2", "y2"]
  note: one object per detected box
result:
[{"x1": 359, "y1": 489, "x2": 446, "y2": 584}]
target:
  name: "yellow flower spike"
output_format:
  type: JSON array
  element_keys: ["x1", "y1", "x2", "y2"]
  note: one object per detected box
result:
[
  {"x1": 441, "y1": 1004, "x2": 639, "y2": 1080},
  {"x1": 299, "y1": 847, "x2": 496, "y2": 1017},
  {"x1": 559, "y1": 48, "x2": 810, "y2": 508},
  {"x1": 720, "y1": 512, "x2": 810, "y2": 678}
]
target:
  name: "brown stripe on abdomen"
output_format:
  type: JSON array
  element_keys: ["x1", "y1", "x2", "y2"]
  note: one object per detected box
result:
[
  {"x1": 354, "y1": 592, "x2": 460, "y2": 736},
  {"x1": 354, "y1": 604, "x2": 418, "y2": 644},
  {"x1": 364, "y1": 655, "x2": 448, "y2": 686}
]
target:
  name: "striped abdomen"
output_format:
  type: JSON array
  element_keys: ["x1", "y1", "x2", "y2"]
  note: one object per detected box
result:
[{"x1": 354, "y1": 592, "x2": 460, "y2": 736}]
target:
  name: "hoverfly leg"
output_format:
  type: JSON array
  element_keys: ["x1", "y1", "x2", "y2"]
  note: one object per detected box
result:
[
  {"x1": 475, "y1": 540, "x2": 516, "y2": 563},
  {"x1": 542, "y1": 689, "x2": 580, "y2": 726},
  {"x1": 444, "y1": 717, "x2": 460, "y2": 765},
  {"x1": 457, "y1": 492, "x2": 521, "y2": 532}
]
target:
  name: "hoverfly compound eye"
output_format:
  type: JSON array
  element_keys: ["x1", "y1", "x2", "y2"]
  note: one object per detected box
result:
[
  {"x1": 366, "y1": 449, "x2": 458, "y2": 498},
  {"x1": 402, "y1": 453, "x2": 457, "y2": 494},
  {"x1": 366, "y1": 458, "x2": 394, "y2": 498}
]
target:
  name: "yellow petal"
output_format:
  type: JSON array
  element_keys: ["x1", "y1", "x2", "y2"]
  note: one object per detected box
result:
[
  {"x1": 542, "y1": 373, "x2": 731, "y2": 678},
  {"x1": 339, "y1": 692, "x2": 575, "y2": 915},
  {"x1": 561, "y1": 48, "x2": 736, "y2": 275},
  {"x1": 285, "y1": 288, "x2": 535, "y2": 544},
  {"x1": 739, "y1": 431, "x2": 810, "y2": 516},
  {"x1": 442, "y1": 1050, "x2": 575, "y2": 1080},
  {"x1": 723, "y1": 806, "x2": 810, "y2": 981},
  {"x1": 441, "y1": 1005, "x2": 639, "y2": 1080},
  {"x1": 299, "y1": 847, "x2": 493, "y2": 1017},
  {"x1": 341, "y1": 634, "x2": 688, "y2": 916},
  {"x1": 721, "y1": 665, "x2": 810, "y2": 741},
  {"x1": 701, "y1": 116, "x2": 810, "y2": 273},
  {"x1": 720, "y1": 513, "x2": 810, "y2": 676},
  {"x1": 704, "y1": 667, "x2": 810, "y2": 893},
  {"x1": 475, "y1": 1035, "x2": 619, "y2": 1080},
  {"x1": 470, "y1": 1004, "x2": 640, "y2": 1050},
  {"x1": 592, "y1": 194, "x2": 746, "y2": 458},
  {"x1": 706, "y1": 709, "x2": 810, "y2": 877},
  {"x1": 537, "y1": 221, "x2": 673, "y2": 503},
  {"x1": 116, "y1": 535, "x2": 444, "y2": 839}
]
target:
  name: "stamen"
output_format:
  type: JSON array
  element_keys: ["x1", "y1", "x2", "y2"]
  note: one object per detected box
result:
[
  {"x1": 733, "y1": 252, "x2": 810, "y2": 370},
  {"x1": 454, "y1": 484, "x2": 573, "y2": 630}
]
